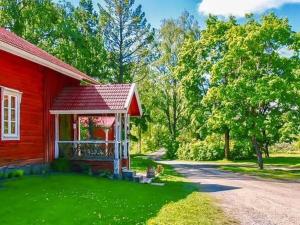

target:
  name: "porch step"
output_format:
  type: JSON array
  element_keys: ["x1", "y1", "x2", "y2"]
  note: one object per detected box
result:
[{"x1": 122, "y1": 168, "x2": 136, "y2": 181}]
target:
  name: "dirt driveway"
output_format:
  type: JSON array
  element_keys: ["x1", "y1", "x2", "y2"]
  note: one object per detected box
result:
[{"x1": 160, "y1": 161, "x2": 300, "y2": 225}]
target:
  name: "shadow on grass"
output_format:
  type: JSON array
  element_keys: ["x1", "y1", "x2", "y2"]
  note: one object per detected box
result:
[{"x1": 0, "y1": 155, "x2": 211, "y2": 225}]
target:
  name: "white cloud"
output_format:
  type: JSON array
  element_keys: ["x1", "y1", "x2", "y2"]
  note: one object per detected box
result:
[{"x1": 198, "y1": 0, "x2": 300, "y2": 17}]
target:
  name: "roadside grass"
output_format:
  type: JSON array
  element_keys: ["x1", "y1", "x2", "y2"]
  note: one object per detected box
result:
[
  {"x1": 131, "y1": 154, "x2": 235, "y2": 225},
  {"x1": 218, "y1": 152, "x2": 300, "y2": 181},
  {"x1": 0, "y1": 155, "x2": 234, "y2": 225}
]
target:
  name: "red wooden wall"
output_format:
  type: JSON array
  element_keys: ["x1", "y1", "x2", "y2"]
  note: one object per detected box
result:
[{"x1": 0, "y1": 50, "x2": 80, "y2": 166}]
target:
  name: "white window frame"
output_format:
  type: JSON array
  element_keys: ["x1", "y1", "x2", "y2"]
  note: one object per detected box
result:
[{"x1": 1, "y1": 87, "x2": 22, "y2": 141}]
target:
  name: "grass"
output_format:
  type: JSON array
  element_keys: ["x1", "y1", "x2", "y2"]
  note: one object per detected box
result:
[
  {"x1": 0, "y1": 155, "x2": 233, "y2": 225},
  {"x1": 218, "y1": 152, "x2": 300, "y2": 181}
]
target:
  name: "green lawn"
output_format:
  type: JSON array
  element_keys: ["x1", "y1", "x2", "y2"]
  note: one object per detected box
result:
[
  {"x1": 0, "y1": 155, "x2": 233, "y2": 225},
  {"x1": 219, "y1": 153, "x2": 300, "y2": 181}
]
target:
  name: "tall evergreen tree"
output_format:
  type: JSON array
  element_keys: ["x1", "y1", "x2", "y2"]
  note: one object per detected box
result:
[{"x1": 99, "y1": 0, "x2": 154, "y2": 83}]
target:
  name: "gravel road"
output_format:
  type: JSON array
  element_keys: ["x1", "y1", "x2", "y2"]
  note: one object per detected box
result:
[{"x1": 160, "y1": 161, "x2": 300, "y2": 225}]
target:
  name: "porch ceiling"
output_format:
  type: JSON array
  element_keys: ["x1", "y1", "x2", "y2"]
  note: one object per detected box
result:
[{"x1": 80, "y1": 116, "x2": 115, "y2": 128}]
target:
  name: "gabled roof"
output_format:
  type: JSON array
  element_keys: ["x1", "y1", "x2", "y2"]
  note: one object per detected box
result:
[
  {"x1": 0, "y1": 28, "x2": 98, "y2": 84},
  {"x1": 50, "y1": 83, "x2": 142, "y2": 117}
]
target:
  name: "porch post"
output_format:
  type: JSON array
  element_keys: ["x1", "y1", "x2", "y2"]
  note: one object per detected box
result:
[
  {"x1": 123, "y1": 113, "x2": 128, "y2": 160},
  {"x1": 104, "y1": 128, "x2": 109, "y2": 153},
  {"x1": 114, "y1": 113, "x2": 120, "y2": 177},
  {"x1": 78, "y1": 116, "x2": 81, "y2": 141},
  {"x1": 127, "y1": 115, "x2": 131, "y2": 169},
  {"x1": 73, "y1": 114, "x2": 78, "y2": 141},
  {"x1": 54, "y1": 114, "x2": 59, "y2": 159}
]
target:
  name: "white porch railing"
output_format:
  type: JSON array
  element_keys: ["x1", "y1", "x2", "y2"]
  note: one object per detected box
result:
[{"x1": 57, "y1": 141, "x2": 116, "y2": 161}]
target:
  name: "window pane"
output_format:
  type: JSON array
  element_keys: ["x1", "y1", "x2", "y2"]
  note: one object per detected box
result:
[
  {"x1": 11, "y1": 96, "x2": 16, "y2": 109},
  {"x1": 11, "y1": 122, "x2": 16, "y2": 134},
  {"x1": 4, "y1": 95, "x2": 8, "y2": 107},
  {"x1": 4, "y1": 121, "x2": 8, "y2": 134},
  {"x1": 4, "y1": 108, "x2": 8, "y2": 121},
  {"x1": 11, "y1": 109, "x2": 16, "y2": 122}
]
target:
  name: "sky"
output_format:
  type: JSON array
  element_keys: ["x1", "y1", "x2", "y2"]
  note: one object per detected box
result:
[{"x1": 64, "y1": 0, "x2": 300, "y2": 31}]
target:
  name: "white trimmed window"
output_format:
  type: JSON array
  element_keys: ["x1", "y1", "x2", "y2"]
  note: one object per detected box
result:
[{"x1": 1, "y1": 87, "x2": 22, "y2": 140}]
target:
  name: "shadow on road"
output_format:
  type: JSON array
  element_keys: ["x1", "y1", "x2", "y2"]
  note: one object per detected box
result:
[{"x1": 200, "y1": 183, "x2": 241, "y2": 193}]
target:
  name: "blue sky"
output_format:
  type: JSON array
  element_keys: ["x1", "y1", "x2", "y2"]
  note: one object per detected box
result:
[{"x1": 63, "y1": 0, "x2": 300, "y2": 31}]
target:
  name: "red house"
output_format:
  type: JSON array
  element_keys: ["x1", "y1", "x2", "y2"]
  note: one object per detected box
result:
[{"x1": 0, "y1": 28, "x2": 142, "y2": 176}]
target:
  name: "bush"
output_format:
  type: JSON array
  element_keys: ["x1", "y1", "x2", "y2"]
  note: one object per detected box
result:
[
  {"x1": 230, "y1": 140, "x2": 254, "y2": 160},
  {"x1": 177, "y1": 135, "x2": 224, "y2": 161},
  {"x1": 51, "y1": 158, "x2": 71, "y2": 172},
  {"x1": 270, "y1": 142, "x2": 300, "y2": 153},
  {"x1": 7, "y1": 169, "x2": 24, "y2": 178},
  {"x1": 72, "y1": 162, "x2": 92, "y2": 174}
]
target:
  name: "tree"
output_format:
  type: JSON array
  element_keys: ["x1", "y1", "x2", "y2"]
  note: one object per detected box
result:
[
  {"x1": 212, "y1": 14, "x2": 300, "y2": 168},
  {"x1": 0, "y1": 0, "x2": 109, "y2": 81},
  {"x1": 148, "y1": 12, "x2": 200, "y2": 158},
  {"x1": 99, "y1": 0, "x2": 154, "y2": 83},
  {"x1": 177, "y1": 16, "x2": 237, "y2": 159},
  {"x1": 176, "y1": 14, "x2": 300, "y2": 168}
]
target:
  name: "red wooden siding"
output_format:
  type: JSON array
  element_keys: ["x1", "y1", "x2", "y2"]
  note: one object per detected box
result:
[{"x1": 0, "y1": 50, "x2": 80, "y2": 166}]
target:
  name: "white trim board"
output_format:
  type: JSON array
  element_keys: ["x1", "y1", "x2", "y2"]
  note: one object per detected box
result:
[
  {"x1": 124, "y1": 83, "x2": 143, "y2": 116},
  {"x1": 50, "y1": 110, "x2": 127, "y2": 115}
]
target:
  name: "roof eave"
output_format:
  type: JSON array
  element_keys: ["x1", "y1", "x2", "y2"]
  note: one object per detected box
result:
[
  {"x1": 0, "y1": 40, "x2": 99, "y2": 84},
  {"x1": 124, "y1": 83, "x2": 143, "y2": 116},
  {"x1": 50, "y1": 109, "x2": 127, "y2": 115}
]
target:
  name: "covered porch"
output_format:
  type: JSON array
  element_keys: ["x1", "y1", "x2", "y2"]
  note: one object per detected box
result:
[{"x1": 50, "y1": 84, "x2": 142, "y2": 176}]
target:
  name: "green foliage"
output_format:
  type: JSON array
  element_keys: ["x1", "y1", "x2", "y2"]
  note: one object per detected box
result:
[
  {"x1": 7, "y1": 170, "x2": 24, "y2": 178},
  {"x1": 99, "y1": 0, "x2": 154, "y2": 82},
  {"x1": 136, "y1": 12, "x2": 201, "y2": 158},
  {"x1": 51, "y1": 158, "x2": 71, "y2": 172},
  {"x1": 177, "y1": 135, "x2": 224, "y2": 161},
  {"x1": 270, "y1": 142, "x2": 300, "y2": 153},
  {"x1": 174, "y1": 13, "x2": 300, "y2": 167},
  {"x1": 230, "y1": 140, "x2": 255, "y2": 160},
  {"x1": 0, "y1": 0, "x2": 110, "y2": 81}
]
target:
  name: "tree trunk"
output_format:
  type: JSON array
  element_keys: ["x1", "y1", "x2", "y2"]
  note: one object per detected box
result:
[
  {"x1": 224, "y1": 127, "x2": 230, "y2": 159},
  {"x1": 264, "y1": 143, "x2": 270, "y2": 158},
  {"x1": 252, "y1": 135, "x2": 264, "y2": 169},
  {"x1": 262, "y1": 129, "x2": 270, "y2": 158}
]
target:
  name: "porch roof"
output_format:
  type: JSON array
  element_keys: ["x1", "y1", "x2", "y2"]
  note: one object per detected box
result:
[{"x1": 50, "y1": 83, "x2": 142, "y2": 116}]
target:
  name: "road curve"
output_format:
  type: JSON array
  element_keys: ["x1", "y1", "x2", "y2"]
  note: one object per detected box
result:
[{"x1": 160, "y1": 161, "x2": 300, "y2": 225}]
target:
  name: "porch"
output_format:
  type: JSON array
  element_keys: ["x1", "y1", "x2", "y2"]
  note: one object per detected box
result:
[{"x1": 50, "y1": 84, "x2": 142, "y2": 176}]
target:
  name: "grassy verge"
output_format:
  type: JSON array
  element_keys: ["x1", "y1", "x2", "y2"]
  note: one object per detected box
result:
[
  {"x1": 0, "y1": 155, "x2": 234, "y2": 225},
  {"x1": 131, "y1": 155, "x2": 235, "y2": 225},
  {"x1": 218, "y1": 153, "x2": 300, "y2": 181}
]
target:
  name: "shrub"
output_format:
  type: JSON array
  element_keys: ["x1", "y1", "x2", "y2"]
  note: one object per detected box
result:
[
  {"x1": 7, "y1": 169, "x2": 24, "y2": 178},
  {"x1": 177, "y1": 135, "x2": 224, "y2": 161},
  {"x1": 13, "y1": 169, "x2": 24, "y2": 177},
  {"x1": 72, "y1": 162, "x2": 92, "y2": 174},
  {"x1": 230, "y1": 140, "x2": 254, "y2": 160},
  {"x1": 270, "y1": 142, "x2": 300, "y2": 153},
  {"x1": 51, "y1": 158, "x2": 71, "y2": 172}
]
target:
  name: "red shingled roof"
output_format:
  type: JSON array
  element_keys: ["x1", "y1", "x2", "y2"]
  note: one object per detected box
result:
[
  {"x1": 51, "y1": 84, "x2": 139, "y2": 113},
  {"x1": 0, "y1": 28, "x2": 97, "y2": 84}
]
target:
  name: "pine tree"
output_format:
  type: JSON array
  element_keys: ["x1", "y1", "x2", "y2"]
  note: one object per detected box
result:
[{"x1": 99, "y1": 0, "x2": 154, "y2": 83}]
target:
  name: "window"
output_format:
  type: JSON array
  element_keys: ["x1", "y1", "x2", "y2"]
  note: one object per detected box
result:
[{"x1": 1, "y1": 87, "x2": 22, "y2": 140}]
